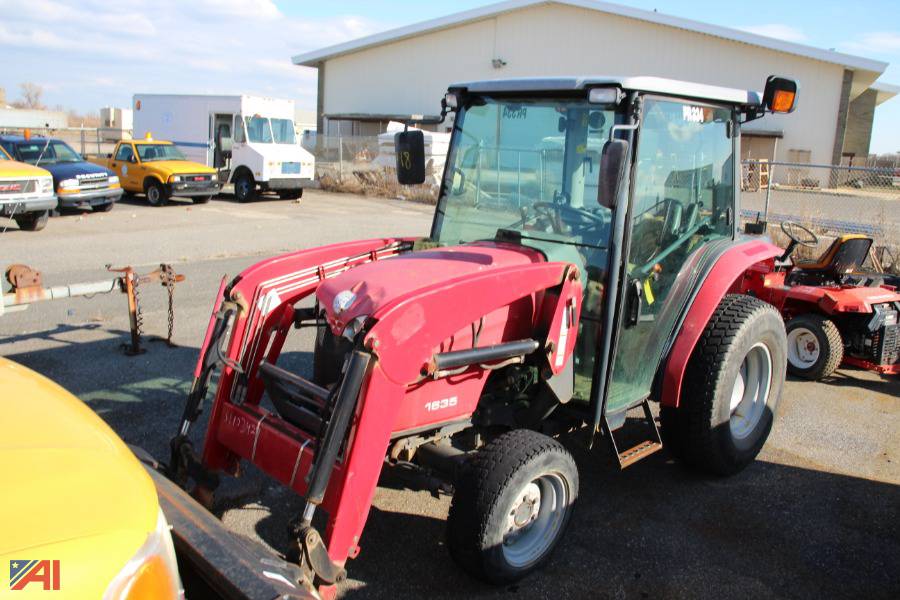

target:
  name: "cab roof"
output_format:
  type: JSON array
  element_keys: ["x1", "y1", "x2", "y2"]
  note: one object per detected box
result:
[{"x1": 449, "y1": 76, "x2": 761, "y2": 106}]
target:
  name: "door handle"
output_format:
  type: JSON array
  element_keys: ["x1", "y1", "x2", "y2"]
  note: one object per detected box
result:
[{"x1": 625, "y1": 278, "x2": 642, "y2": 328}]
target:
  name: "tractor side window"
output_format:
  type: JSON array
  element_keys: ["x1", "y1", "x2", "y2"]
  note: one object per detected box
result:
[
  {"x1": 116, "y1": 144, "x2": 134, "y2": 162},
  {"x1": 628, "y1": 99, "x2": 734, "y2": 270}
]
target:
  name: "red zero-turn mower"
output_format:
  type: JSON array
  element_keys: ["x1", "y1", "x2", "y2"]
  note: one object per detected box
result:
[
  {"x1": 739, "y1": 222, "x2": 900, "y2": 379},
  {"x1": 160, "y1": 76, "x2": 801, "y2": 598}
]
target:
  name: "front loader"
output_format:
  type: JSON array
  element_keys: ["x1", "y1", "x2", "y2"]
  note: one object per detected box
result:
[{"x1": 163, "y1": 75, "x2": 799, "y2": 597}]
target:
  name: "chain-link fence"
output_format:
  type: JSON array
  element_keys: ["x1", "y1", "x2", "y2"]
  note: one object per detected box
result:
[
  {"x1": 308, "y1": 134, "x2": 441, "y2": 203},
  {"x1": 741, "y1": 160, "x2": 899, "y2": 264},
  {"x1": 0, "y1": 126, "x2": 131, "y2": 157}
]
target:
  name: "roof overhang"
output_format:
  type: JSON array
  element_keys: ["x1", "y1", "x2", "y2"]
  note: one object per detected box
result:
[
  {"x1": 449, "y1": 76, "x2": 762, "y2": 106},
  {"x1": 742, "y1": 128, "x2": 784, "y2": 138},
  {"x1": 871, "y1": 82, "x2": 900, "y2": 106},
  {"x1": 324, "y1": 112, "x2": 443, "y2": 122},
  {"x1": 291, "y1": 0, "x2": 888, "y2": 75}
]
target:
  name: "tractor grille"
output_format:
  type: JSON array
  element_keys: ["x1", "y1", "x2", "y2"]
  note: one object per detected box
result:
[
  {"x1": 0, "y1": 180, "x2": 35, "y2": 194},
  {"x1": 76, "y1": 173, "x2": 109, "y2": 190},
  {"x1": 873, "y1": 323, "x2": 900, "y2": 366}
]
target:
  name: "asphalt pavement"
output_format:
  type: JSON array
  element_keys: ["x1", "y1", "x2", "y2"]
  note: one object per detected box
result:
[{"x1": 1, "y1": 190, "x2": 898, "y2": 599}]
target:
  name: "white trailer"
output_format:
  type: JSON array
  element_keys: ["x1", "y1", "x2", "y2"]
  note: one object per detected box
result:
[{"x1": 132, "y1": 94, "x2": 315, "y2": 201}]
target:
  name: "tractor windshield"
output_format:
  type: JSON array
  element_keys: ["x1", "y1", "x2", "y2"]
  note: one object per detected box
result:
[
  {"x1": 432, "y1": 95, "x2": 623, "y2": 401},
  {"x1": 432, "y1": 96, "x2": 621, "y2": 251}
]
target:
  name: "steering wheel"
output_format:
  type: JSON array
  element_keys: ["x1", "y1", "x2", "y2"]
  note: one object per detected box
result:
[
  {"x1": 780, "y1": 221, "x2": 818, "y2": 247},
  {"x1": 532, "y1": 202, "x2": 607, "y2": 234},
  {"x1": 779, "y1": 221, "x2": 818, "y2": 262}
]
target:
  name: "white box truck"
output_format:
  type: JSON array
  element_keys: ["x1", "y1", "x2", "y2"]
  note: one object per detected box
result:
[{"x1": 132, "y1": 94, "x2": 314, "y2": 202}]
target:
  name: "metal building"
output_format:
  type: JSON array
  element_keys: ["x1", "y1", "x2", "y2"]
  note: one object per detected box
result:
[{"x1": 292, "y1": 0, "x2": 897, "y2": 164}]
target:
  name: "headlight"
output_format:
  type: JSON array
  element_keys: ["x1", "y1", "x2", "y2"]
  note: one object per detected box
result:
[
  {"x1": 342, "y1": 315, "x2": 369, "y2": 341},
  {"x1": 103, "y1": 508, "x2": 182, "y2": 600},
  {"x1": 209, "y1": 173, "x2": 218, "y2": 181},
  {"x1": 170, "y1": 175, "x2": 183, "y2": 183},
  {"x1": 39, "y1": 177, "x2": 53, "y2": 194},
  {"x1": 332, "y1": 290, "x2": 357, "y2": 315},
  {"x1": 108, "y1": 175, "x2": 120, "y2": 185},
  {"x1": 58, "y1": 178, "x2": 79, "y2": 191}
]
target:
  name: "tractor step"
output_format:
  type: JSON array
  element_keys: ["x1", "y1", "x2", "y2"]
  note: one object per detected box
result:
[
  {"x1": 616, "y1": 439, "x2": 663, "y2": 468},
  {"x1": 603, "y1": 399, "x2": 663, "y2": 469}
]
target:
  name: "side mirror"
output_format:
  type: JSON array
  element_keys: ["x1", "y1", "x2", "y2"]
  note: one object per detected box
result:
[
  {"x1": 763, "y1": 76, "x2": 798, "y2": 113},
  {"x1": 106, "y1": 153, "x2": 112, "y2": 159},
  {"x1": 598, "y1": 139, "x2": 629, "y2": 209},
  {"x1": 395, "y1": 130, "x2": 426, "y2": 185}
]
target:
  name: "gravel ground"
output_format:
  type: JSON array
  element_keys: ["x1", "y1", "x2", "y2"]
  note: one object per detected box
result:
[{"x1": 2, "y1": 190, "x2": 898, "y2": 599}]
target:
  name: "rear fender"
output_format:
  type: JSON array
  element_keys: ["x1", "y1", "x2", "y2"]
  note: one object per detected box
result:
[{"x1": 659, "y1": 238, "x2": 782, "y2": 408}]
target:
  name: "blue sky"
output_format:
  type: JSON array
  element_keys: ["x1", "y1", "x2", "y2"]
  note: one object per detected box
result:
[{"x1": 0, "y1": 0, "x2": 897, "y2": 153}]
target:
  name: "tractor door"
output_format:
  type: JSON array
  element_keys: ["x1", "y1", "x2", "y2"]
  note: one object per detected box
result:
[{"x1": 605, "y1": 97, "x2": 736, "y2": 415}]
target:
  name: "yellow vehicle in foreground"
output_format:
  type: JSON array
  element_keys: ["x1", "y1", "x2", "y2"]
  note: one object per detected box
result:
[
  {"x1": 0, "y1": 145, "x2": 56, "y2": 231},
  {"x1": 0, "y1": 356, "x2": 313, "y2": 599},
  {"x1": 0, "y1": 357, "x2": 182, "y2": 597},
  {"x1": 91, "y1": 137, "x2": 220, "y2": 206}
]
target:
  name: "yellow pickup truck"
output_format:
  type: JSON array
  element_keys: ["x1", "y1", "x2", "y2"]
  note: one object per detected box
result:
[
  {"x1": 92, "y1": 137, "x2": 220, "y2": 206},
  {"x1": 0, "y1": 145, "x2": 56, "y2": 231}
]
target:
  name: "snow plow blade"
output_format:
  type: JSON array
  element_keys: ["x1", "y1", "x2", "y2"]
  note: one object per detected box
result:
[{"x1": 133, "y1": 447, "x2": 316, "y2": 600}]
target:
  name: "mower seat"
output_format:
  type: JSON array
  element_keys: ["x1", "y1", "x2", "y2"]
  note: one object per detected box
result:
[{"x1": 787, "y1": 234, "x2": 873, "y2": 286}]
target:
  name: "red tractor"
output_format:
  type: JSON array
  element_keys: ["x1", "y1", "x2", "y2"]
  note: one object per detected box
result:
[
  {"x1": 740, "y1": 222, "x2": 900, "y2": 379},
  {"x1": 165, "y1": 75, "x2": 801, "y2": 598}
]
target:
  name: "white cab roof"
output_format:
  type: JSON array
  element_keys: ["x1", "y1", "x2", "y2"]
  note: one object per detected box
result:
[{"x1": 450, "y1": 76, "x2": 761, "y2": 105}]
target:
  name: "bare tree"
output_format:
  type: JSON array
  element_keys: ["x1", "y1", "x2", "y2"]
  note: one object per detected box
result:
[{"x1": 16, "y1": 82, "x2": 45, "y2": 109}]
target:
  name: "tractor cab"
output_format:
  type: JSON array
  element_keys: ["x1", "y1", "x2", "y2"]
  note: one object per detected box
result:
[{"x1": 398, "y1": 76, "x2": 794, "y2": 425}]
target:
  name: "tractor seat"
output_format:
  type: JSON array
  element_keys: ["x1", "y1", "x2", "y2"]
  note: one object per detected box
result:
[{"x1": 787, "y1": 235, "x2": 872, "y2": 286}]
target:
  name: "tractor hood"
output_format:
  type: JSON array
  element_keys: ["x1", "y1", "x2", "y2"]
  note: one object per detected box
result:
[{"x1": 317, "y1": 242, "x2": 544, "y2": 332}]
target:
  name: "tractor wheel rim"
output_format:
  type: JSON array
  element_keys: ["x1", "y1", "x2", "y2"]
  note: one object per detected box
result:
[
  {"x1": 787, "y1": 327, "x2": 820, "y2": 367},
  {"x1": 729, "y1": 342, "x2": 773, "y2": 440},
  {"x1": 502, "y1": 473, "x2": 568, "y2": 569}
]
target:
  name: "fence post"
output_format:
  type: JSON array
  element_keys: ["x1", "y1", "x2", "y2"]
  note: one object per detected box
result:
[
  {"x1": 80, "y1": 129, "x2": 86, "y2": 155},
  {"x1": 338, "y1": 134, "x2": 343, "y2": 181},
  {"x1": 763, "y1": 162, "x2": 773, "y2": 221}
]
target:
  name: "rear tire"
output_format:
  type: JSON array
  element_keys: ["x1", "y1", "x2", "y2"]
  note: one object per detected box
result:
[
  {"x1": 447, "y1": 429, "x2": 577, "y2": 584},
  {"x1": 234, "y1": 172, "x2": 257, "y2": 203},
  {"x1": 145, "y1": 180, "x2": 168, "y2": 207},
  {"x1": 14, "y1": 210, "x2": 49, "y2": 231},
  {"x1": 785, "y1": 314, "x2": 843, "y2": 380},
  {"x1": 665, "y1": 294, "x2": 787, "y2": 476}
]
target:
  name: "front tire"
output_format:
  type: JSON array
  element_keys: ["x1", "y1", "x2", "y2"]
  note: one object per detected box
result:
[
  {"x1": 447, "y1": 429, "x2": 578, "y2": 584},
  {"x1": 665, "y1": 294, "x2": 787, "y2": 476},
  {"x1": 785, "y1": 314, "x2": 843, "y2": 380},
  {"x1": 145, "y1": 180, "x2": 169, "y2": 207},
  {"x1": 14, "y1": 210, "x2": 49, "y2": 231},
  {"x1": 234, "y1": 172, "x2": 257, "y2": 203}
]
